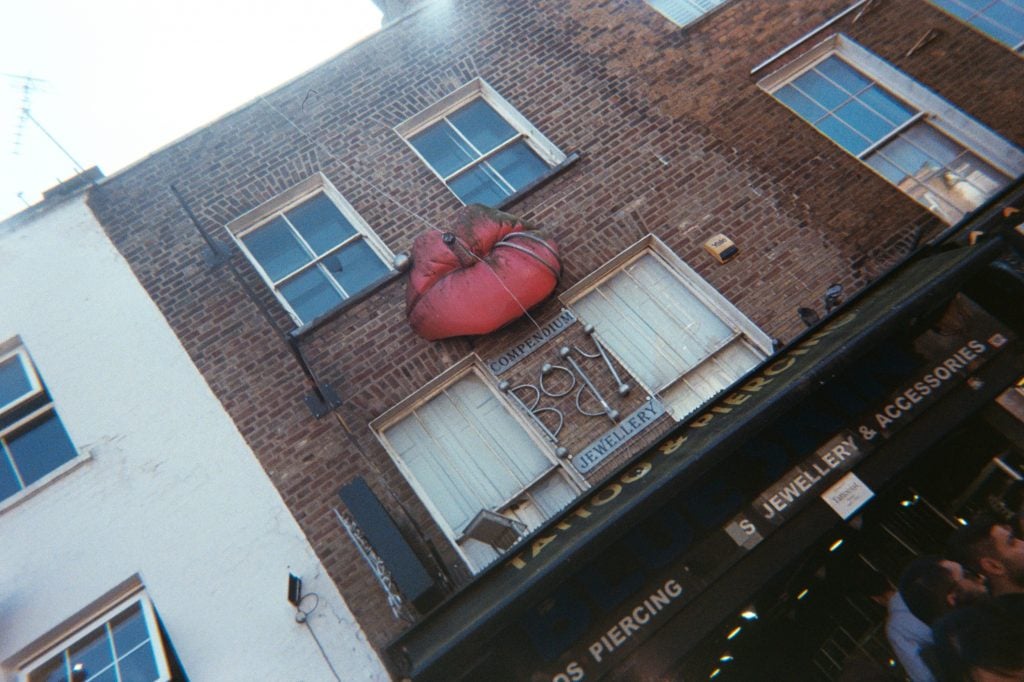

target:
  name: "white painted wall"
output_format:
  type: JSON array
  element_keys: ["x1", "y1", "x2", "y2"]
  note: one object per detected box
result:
[{"x1": 0, "y1": 195, "x2": 388, "y2": 681}]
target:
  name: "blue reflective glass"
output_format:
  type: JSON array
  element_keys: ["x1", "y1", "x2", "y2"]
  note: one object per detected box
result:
[
  {"x1": 858, "y1": 85, "x2": 915, "y2": 127},
  {"x1": 816, "y1": 116, "x2": 871, "y2": 155},
  {"x1": 111, "y1": 604, "x2": 149, "y2": 655},
  {"x1": 116, "y1": 645, "x2": 158, "y2": 682},
  {"x1": 410, "y1": 122, "x2": 476, "y2": 177},
  {"x1": 901, "y1": 124, "x2": 965, "y2": 166},
  {"x1": 285, "y1": 194, "x2": 356, "y2": 256},
  {"x1": 973, "y1": 4, "x2": 1024, "y2": 46},
  {"x1": 834, "y1": 99, "x2": 896, "y2": 144},
  {"x1": 815, "y1": 56, "x2": 872, "y2": 96},
  {"x1": 792, "y1": 69, "x2": 849, "y2": 110},
  {"x1": 27, "y1": 656, "x2": 67, "y2": 682},
  {"x1": 0, "y1": 453, "x2": 22, "y2": 500},
  {"x1": 775, "y1": 85, "x2": 828, "y2": 121},
  {"x1": 85, "y1": 668, "x2": 117, "y2": 682},
  {"x1": 487, "y1": 141, "x2": 549, "y2": 191},
  {"x1": 67, "y1": 627, "x2": 114, "y2": 682},
  {"x1": 449, "y1": 165, "x2": 508, "y2": 206},
  {"x1": 448, "y1": 100, "x2": 517, "y2": 155},
  {"x1": 324, "y1": 240, "x2": 390, "y2": 297},
  {"x1": 873, "y1": 136, "x2": 942, "y2": 181},
  {"x1": 8, "y1": 412, "x2": 77, "y2": 486},
  {"x1": 0, "y1": 354, "x2": 32, "y2": 407},
  {"x1": 279, "y1": 268, "x2": 343, "y2": 323},
  {"x1": 866, "y1": 151, "x2": 909, "y2": 184},
  {"x1": 241, "y1": 217, "x2": 310, "y2": 281},
  {"x1": 934, "y1": 0, "x2": 977, "y2": 19}
]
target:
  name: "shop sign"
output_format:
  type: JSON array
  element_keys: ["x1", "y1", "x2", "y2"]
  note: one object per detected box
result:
[
  {"x1": 573, "y1": 399, "x2": 665, "y2": 473},
  {"x1": 822, "y1": 472, "x2": 874, "y2": 519},
  {"x1": 488, "y1": 309, "x2": 576, "y2": 374},
  {"x1": 514, "y1": 297, "x2": 1014, "y2": 682}
]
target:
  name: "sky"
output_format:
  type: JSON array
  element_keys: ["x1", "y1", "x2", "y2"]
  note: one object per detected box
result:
[{"x1": 0, "y1": 0, "x2": 383, "y2": 220}]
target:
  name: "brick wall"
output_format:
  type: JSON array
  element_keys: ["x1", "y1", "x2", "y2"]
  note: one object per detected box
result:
[{"x1": 86, "y1": 0, "x2": 1024, "y2": 654}]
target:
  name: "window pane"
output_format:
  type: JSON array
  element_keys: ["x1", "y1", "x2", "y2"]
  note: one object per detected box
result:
[
  {"x1": 323, "y1": 239, "x2": 390, "y2": 297},
  {"x1": 858, "y1": 85, "x2": 915, "y2": 127},
  {"x1": 116, "y1": 644, "x2": 159, "y2": 682},
  {"x1": 410, "y1": 121, "x2": 477, "y2": 177},
  {"x1": 792, "y1": 69, "x2": 849, "y2": 110},
  {"x1": 775, "y1": 85, "x2": 827, "y2": 122},
  {"x1": 815, "y1": 56, "x2": 872, "y2": 96},
  {"x1": 864, "y1": 153, "x2": 907, "y2": 184},
  {"x1": 447, "y1": 100, "x2": 517, "y2": 156},
  {"x1": 241, "y1": 217, "x2": 310, "y2": 281},
  {"x1": 28, "y1": 655, "x2": 67, "y2": 682},
  {"x1": 7, "y1": 412, "x2": 78, "y2": 486},
  {"x1": 833, "y1": 99, "x2": 897, "y2": 144},
  {"x1": 0, "y1": 453, "x2": 23, "y2": 499},
  {"x1": 285, "y1": 194, "x2": 356, "y2": 256},
  {"x1": 110, "y1": 604, "x2": 149, "y2": 655},
  {"x1": 646, "y1": 0, "x2": 705, "y2": 25},
  {"x1": 972, "y1": 6, "x2": 1024, "y2": 47},
  {"x1": 0, "y1": 354, "x2": 33, "y2": 407},
  {"x1": 67, "y1": 628, "x2": 114, "y2": 682},
  {"x1": 449, "y1": 165, "x2": 509, "y2": 206},
  {"x1": 278, "y1": 267, "x2": 343, "y2": 324},
  {"x1": 901, "y1": 123, "x2": 967, "y2": 166},
  {"x1": 486, "y1": 141, "x2": 550, "y2": 193},
  {"x1": 815, "y1": 115, "x2": 871, "y2": 155}
]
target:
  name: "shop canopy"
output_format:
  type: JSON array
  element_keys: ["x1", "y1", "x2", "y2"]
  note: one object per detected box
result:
[{"x1": 385, "y1": 183, "x2": 1024, "y2": 681}]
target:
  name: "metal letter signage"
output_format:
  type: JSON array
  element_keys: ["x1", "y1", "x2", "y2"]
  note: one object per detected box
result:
[
  {"x1": 488, "y1": 309, "x2": 576, "y2": 375},
  {"x1": 573, "y1": 399, "x2": 666, "y2": 474}
]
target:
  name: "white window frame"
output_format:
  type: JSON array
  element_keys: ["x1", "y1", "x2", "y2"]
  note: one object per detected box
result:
[
  {"x1": 371, "y1": 356, "x2": 584, "y2": 572},
  {"x1": 17, "y1": 588, "x2": 172, "y2": 682},
  {"x1": 926, "y1": 0, "x2": 1024, "y2": 53},
  {"x1": 560, "y1": 235, "x2": 772, "y2": 421},
  {"x1": 226, "y1": 173, "x2": 395, "y2": 326},
  {"x1": 760, "y1": 34, "x2": 1024, "y2": 222},
  {"x1": 394, "y1": 78, "x2": 566, "y2": 205},
  {"x1": 644, "y1": 0, "x2": 731, "y2": 27},
  {"x1": 0, "y1": 339, "x2": 84, "y2": 513},
  {"x1": 0, "y1": 345, "x2": 44, "y2": 414}
]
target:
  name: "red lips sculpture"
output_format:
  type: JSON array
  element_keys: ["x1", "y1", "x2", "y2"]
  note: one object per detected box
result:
[{"x1": 406, "y1": 205, "x2": 561, "y2": 341}]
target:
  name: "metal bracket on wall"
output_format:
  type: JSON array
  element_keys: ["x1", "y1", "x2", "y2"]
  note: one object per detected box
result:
[{"x1": 303, "y1": 383, "x2": 342, "y2": 418}]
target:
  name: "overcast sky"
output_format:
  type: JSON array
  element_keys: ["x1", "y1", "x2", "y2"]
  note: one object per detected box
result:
[{"x1": 1, "y1": 0, "x2": 383, "y2": 220}]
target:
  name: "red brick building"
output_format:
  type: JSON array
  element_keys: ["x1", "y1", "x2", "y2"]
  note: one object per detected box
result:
[{"x1": 86, "y1": 0, "x2": 1024, "y2": 679}]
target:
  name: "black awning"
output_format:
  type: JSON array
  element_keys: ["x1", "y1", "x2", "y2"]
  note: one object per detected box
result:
[{"x1": 386, "y1": 185, "x2": 1024, "y2": 681}]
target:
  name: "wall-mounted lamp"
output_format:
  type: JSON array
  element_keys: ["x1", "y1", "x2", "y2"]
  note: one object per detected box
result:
[{"x1": 288, "y1": 573, "x2": 303, "y2": 607}]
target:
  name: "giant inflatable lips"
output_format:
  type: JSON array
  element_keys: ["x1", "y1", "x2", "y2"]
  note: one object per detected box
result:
[{"x1": 406, "y1": 205, "x2": 561, "y2": 341}]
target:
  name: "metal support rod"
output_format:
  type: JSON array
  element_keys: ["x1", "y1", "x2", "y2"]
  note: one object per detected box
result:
[
  {"x1": 577, "y1": 325, "x2": 630, "y2": 396},
  {"x1": 168, "y1": 183, "x2": 340, "y2": 417},
  {"x1": 561, "y1": 346, "x2": 619, "y2": 423},
  {"x1": 22, "y1": 110, "x2": 85, "y2": 173}
]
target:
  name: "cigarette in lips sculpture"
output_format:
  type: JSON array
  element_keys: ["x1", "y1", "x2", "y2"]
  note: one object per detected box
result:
[{"x1": 406, "y1": 204, "x2": 562, "y2": 341}]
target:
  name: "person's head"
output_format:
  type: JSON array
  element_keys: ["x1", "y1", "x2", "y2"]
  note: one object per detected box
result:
[
  {"x1": 948, "y1": 515, "x2": 1024, "y2": 597},
  {"x1": 899, "y1": 555, "x2": 988, "y2": 625},
  {"x1": 927, "y1": 595, "x2": 1024, "y2": 682}
]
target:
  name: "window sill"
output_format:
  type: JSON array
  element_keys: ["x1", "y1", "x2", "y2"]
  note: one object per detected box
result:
[
  {"x1": 0, "y1": 451, "x2": 92, "y2": 516},
  {"x1": 493, "y1": 152, "x2": 582, "y2": 212},
  {"x1": 290, "y1": 270, "x2": 405, "y2": 339}
]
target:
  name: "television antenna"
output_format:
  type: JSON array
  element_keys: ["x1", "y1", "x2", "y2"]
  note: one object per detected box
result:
[{"x1": 4, "y1": 72, "x2": 85, "y2": 173}]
